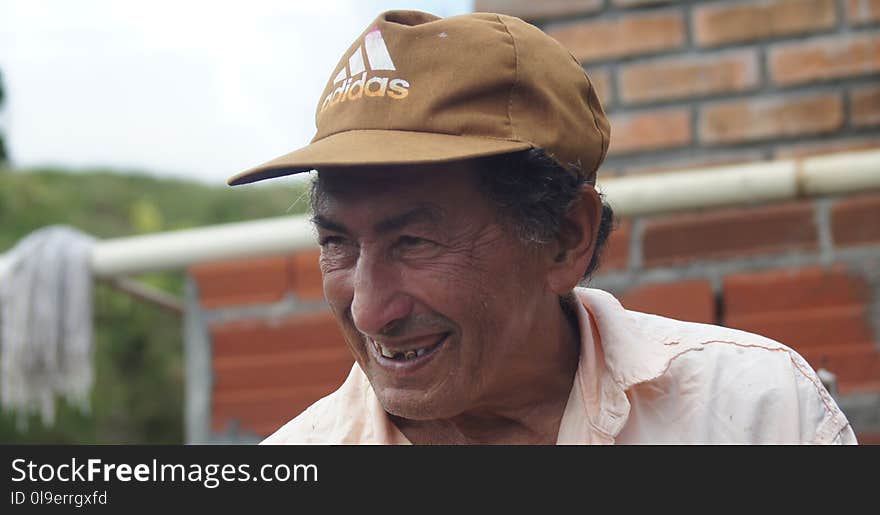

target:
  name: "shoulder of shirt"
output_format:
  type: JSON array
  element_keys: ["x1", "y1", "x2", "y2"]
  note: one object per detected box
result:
[
  {"x1": 622, "y1": 308, "x2": 856, "y2": 443},
  {"x1": 575, "y1": 287, "x2": 855, "y2": 443}
]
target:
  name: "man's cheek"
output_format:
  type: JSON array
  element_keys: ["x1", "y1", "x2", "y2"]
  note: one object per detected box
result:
[
  {"x1": 319, "y1": 252, "x2": 355, "y2": 274},
  {"x1": 402, "y1": 253, "x2": 491, "y2": 292},
  {"x1": 321, "y1": 270, "x2": 353, "y2": 308}
]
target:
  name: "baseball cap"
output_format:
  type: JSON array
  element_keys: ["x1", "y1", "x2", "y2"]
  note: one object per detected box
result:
[{"x1": 227, "y1": 10, "x2": 610, "y2": 186}]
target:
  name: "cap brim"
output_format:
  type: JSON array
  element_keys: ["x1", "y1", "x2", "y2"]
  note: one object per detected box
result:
[{"x1": 227, "y1": 129, "x2": 533, "y2": 185}]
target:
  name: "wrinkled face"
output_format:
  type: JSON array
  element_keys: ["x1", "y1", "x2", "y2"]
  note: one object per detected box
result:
[{"x1": 313, "y1": 162, "x2": 552, "y2": 420}]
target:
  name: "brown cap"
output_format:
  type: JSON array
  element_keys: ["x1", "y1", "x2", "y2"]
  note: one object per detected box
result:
[{"x1": 228, "y1": 10, "x2": 610, "y2": 186}]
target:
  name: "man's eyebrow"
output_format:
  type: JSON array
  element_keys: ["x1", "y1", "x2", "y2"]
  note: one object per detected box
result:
[
  {"x1": 311, "y1": 215, "x2": 350, "y2": 234},
  {"x1": 311, "y1": 205, "x2": 443, "y2": 235},
  {"x1": 374, "y1": 205, "x2": 443, "y2": 234}
]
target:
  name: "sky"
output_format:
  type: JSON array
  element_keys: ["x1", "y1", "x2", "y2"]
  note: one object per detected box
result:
[{"x1": 0, "y1": 0, "x2": 472, "y2": 184}]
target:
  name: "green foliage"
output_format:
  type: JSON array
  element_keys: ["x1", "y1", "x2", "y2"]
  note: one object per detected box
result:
[
  {"x1": 0, "y1": 68, "x2": 6, "y2": 163},
  {"x1": 0, "y1": 166, "x2": 310, "y2": 443}
]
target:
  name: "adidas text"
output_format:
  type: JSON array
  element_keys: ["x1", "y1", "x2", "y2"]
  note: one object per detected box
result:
[{"x1": 320, "y1": 73, "x2": 409, "y2": 112}]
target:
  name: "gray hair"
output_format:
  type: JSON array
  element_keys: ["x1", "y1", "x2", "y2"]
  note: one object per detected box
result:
[{"x1": 473, "y1": 149, "x2": 615, "y2": 280}]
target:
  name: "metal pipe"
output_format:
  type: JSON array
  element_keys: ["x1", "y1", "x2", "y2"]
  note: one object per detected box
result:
[
  {"x1": 1, "y1": 148, "x2": 879, "y2": 278},
  {"x1": 101, "y1": 276, "x2": 185, "y2": 316}
]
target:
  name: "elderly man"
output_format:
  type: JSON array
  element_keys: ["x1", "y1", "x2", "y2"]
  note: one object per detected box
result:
[{"x1": 228, "y1": 10, "x2": 856, "y2": 444}]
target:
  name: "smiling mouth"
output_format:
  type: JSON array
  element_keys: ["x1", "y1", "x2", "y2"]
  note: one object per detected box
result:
[{"x1": 370, "y1": 333, "x2": 449, "y2": 362}]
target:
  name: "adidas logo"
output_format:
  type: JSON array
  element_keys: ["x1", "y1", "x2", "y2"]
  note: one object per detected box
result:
[{"x1": 320, "y1": 29, "x2": 410, "y2": 113}]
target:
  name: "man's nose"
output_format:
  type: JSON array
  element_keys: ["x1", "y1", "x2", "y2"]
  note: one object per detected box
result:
[{"x1": 350, "y1": 254, "x2": 412, "y2": 337}]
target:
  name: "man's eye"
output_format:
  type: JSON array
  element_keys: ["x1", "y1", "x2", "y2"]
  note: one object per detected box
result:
[
  {"x1": 319, "y1": 236, "x2": 356, "y2": 251},
  {"x1": 397, "y1": 235, "x2": 431, "y2": 247},
  {"x1": 319, "y1": 236, "x2": 345, "y2": 246}
]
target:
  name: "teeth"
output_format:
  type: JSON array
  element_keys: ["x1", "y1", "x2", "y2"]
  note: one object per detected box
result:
[
  {"x1": 374, "y1": 340, "x2": 435, "y2": 361},
  {"x1": 378, "y1": 343, "x2": 396, "y2": 359}
]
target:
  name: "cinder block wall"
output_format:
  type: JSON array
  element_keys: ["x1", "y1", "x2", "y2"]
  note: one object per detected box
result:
[{"x1": 186, "y1": 0, "x2": 880, "y2": 443}]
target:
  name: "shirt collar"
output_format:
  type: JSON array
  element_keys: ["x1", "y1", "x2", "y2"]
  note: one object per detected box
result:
[{"x1": 556, "y1": 288, "x2": 674, "y2": 443}]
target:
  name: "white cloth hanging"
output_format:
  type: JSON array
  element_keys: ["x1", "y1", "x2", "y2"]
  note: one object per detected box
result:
[{"x1": 0, "y1": 225, "x2": 96, "y2": 426}]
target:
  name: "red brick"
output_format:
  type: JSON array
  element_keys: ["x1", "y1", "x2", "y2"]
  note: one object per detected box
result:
[
  {"x1": 847, "y1": 0, "x2": 880, "y2": 25},
  {"x1": 211, "y1": 310, "x2": 345, "y2": 358},
  {"x1": 769, "y1": 33, "x2": 880, "y2": 86},
  {"x1": 213, "y1": 344, "x2": 350, "y2": 371},
  {"x1": 547, "y1": 11, "x2": 685, "y2": 64},
  {"x1": 724, "y1": 266, "x2": 872, "y2": 317},
  {"x1": 599, "y1": 219, "x2": 631, "y2": 271},
  {"x1": 618, "y1": 279, "x2": 715, "y2": 324},
  {"x1": 852, "y1": 85, "x2": 880, "y2": 128},
  {"x1": 588, "y1": 67, "x2": 614, "y2": 109},
  {"x1": 726, "y1": 306, "x2": 875, "y2": 350},
  {"x1": 832, "y1": 193, "x2": 880, "y2": 247},
  {"x1": 474, "y1": 0, "x2": 603, "y2": 21},
  {"x1": 619, "y1": 50, "x2": 760, "y2": 104},
  {"x1": 773, "y1": 137, "x2": 880, "y2": 159},
  {"x1": 798, "y1": 343, "x2": 880, "y2": 392},
  {"x1": 700, "y1": 93, "x2": 843, "y2": 145},
  {"x1": 213, "y1": 384, "x2": 337, "y2": 405},
  {"x1": 290, "y1": 249, "x2": 324, "y2": 300},
  {"x1": 693, "y1": 0, "x2": 837, "y2": 47},
  {"x1": 190, "y1": 255, "x2": 291, "y2": 309},
  {"x1": 642, "y1": 202, "x2": 818, "y2": 266},
  {"x1": 857, "y1": 433, "x2": 880, "y2": 444},
  {"x1": 211, "y1": 312, "x2": 352, "y2": 398},
  {"x1": 213, "y1": 352, "x2": 353, "y2": 392},
  {"x1": 607, "y1": 108, "x2": 691, "y2": 155}
]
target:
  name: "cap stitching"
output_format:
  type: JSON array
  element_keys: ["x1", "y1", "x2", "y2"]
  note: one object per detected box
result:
[
  {"x1": 496, "y1": 15, "x2": 520, "y2": 142},
  {"x1": 313, "y1": 127, "x2": 532, "y2": 143}
]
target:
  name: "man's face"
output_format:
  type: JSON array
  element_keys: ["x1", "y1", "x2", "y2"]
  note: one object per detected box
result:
[{"x1": 313, "y1": 161, "x2": 554, "y2": 420}]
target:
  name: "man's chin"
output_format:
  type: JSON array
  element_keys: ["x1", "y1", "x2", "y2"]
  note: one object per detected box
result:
[{"x1": 373, "y1": 386, "x2": 459, "y2": 421}]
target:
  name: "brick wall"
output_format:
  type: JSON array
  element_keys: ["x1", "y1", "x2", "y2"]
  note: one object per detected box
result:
[
  {"x1": 475, "y1": 0, "x2": 880, "y2": 174},
  {"x1": 184, "y1": 1, "x2": 880, "y2": 443},
  {"x1": 188, "y1": 250, "x2": 351, "y2": 438}
]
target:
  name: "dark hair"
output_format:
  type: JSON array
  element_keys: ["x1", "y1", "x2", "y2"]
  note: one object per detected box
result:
[{"x1": 475, "y1": 149, "x2": 615, "y2": 280}]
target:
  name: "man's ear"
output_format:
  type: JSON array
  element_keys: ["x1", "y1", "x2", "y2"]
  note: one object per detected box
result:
[{"x1": 546, "y1": 185, "x2": 602, "y2": 295}]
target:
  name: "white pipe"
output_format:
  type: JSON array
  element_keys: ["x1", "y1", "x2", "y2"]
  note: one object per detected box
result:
[
  {"x1": 1, "y1": 148, "x2": 879, "y2": 278},
  {"x1": 598, "y1": 148, "x2": 880, "y2": 217},
  {"x1": 0, "y1": 215, "x2": 316, "y2": 280},
  {"x1": 90, "y1": 215, "x2": 316, "y2": 277},
  {"x1": 800, "y1": 150, "x2": 880, "y2": 195},
  {"x1": 598, "y1": 160, "x2": 797, "y2": 217}
]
